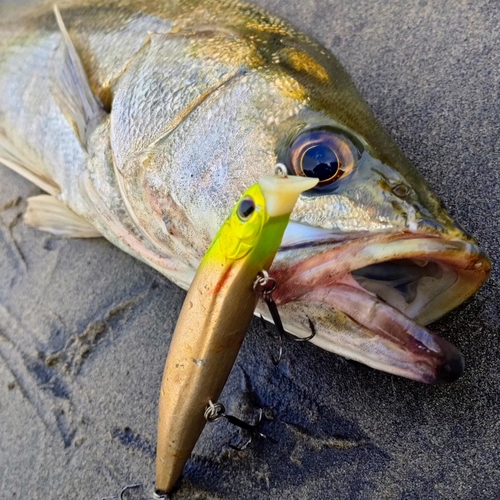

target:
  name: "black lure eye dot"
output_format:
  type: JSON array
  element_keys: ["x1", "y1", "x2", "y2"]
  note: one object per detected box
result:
[
  {"x1": 237, "y1": 197, "x2": 255, "y2": 221},
  {"x1": 301, "y1": 144, "x2": 340, "y2": 182}
]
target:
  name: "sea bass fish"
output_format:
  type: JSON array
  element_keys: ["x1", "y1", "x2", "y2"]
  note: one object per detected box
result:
[
  {"x1": 0, "y1": 0, "x2": 490, "y2": 384},
  {"x1": 156, "y1": 174, "x2": 318, "y2": 494}
]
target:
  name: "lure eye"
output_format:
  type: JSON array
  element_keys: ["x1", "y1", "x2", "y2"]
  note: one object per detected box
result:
[
  {"x1": 237, "y1": 197, "x2": 255, "y2": 221},
  {"x1": 288, "y1": 129, "x2": 359, "y2": 188}
]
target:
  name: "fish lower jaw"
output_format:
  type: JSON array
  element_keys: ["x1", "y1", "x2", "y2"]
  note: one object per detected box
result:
[
  {"x1": 301, "y1": 282, "x2": 464, "y2": 384},
  {"x1": 268, "y1": 234, "x2": 489, "y2": 383}
]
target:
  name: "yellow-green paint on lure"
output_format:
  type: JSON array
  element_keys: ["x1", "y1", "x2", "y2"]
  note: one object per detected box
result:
[{"x1": 155, "y1": 173, "x2": 318, "y2": 494}]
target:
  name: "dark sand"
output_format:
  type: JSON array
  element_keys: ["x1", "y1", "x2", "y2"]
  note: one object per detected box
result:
[{"x1": 0, "y1": 1, "x2": 498, "y2": 499}]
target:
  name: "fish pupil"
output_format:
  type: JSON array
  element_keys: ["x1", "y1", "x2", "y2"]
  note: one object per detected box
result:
[
  {"x1": 301, "y1": 145, "x2": 339, "y2": 182},
  {"x1": 238, "y1": 197, "x2": 255, "y2": 220}
]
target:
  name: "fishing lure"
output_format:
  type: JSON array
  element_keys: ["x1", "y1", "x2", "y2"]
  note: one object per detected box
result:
[{"x1": 155, "y1": 172, "x2": 318, "y2": 494}]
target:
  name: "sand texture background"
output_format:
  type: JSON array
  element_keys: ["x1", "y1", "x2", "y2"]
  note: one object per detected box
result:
[{"x1": 0, "y1": 0, "x2": 498, "y2": 498}]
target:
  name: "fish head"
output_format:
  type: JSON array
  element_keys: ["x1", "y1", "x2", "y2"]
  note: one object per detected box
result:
[
  {"x1": 253, "y1": 36, "x2": 491, "y2": 384},
  {"x1": 267, "y1": 116, "x2": 490, "y2": 384},
  {"x1": 110, "y1": 22, "x2": 490, "y2": 383}
]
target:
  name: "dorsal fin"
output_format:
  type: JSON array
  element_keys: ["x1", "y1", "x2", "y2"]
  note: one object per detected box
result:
[{"x1": 51, "y1": 5, "x2": 105, "y2": 149}]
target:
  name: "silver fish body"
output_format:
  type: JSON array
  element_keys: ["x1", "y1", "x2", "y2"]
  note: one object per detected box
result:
[{"x1": 0, "y1": 0, "x2": 490, "y2": 383}]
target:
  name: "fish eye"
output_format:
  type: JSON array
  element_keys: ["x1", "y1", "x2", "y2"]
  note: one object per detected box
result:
[
  {"x1": 237, "y1": 197, "x2": 255, "y2": 221},
  {"x1": 301, "y1": 144, "x2": 340, "y2": 183},
  {"x1": 288, "y1": 129, "x2": 359, "y2": 188}
]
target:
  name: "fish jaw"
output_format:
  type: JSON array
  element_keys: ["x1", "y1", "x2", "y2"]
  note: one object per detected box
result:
[{"x1": 264, "y1": 229, "x2": 490, "y2": 384}]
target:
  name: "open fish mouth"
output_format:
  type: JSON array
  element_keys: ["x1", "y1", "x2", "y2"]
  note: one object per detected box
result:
[{"x1": 265, "y1": 224, "x2": 490, "y2": 383}]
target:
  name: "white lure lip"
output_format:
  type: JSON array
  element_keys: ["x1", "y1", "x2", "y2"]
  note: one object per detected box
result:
[{"x1": 258, "y1": 174, "x2": 319, "y2": 217}]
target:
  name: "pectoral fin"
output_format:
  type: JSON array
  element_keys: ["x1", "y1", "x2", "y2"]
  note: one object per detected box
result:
[
  {"x1": 0, "y1": 136, "x2": 61, "y2": 196},
  {"x1": 51, "y1": 5, "x2": 105, "y2": 148},
  {"x1": 25, "y1": 195, "x2": 101, "y2": 238}
]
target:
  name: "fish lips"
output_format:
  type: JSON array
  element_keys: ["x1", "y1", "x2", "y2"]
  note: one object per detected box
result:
[{"x1": 267, "y1": 227, "x2": 490, "y2": 384}]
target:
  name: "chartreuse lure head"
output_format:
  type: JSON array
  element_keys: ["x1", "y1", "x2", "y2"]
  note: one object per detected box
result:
[{"x1": 215, "y1": 174, "x2": 319, "y2": 263}]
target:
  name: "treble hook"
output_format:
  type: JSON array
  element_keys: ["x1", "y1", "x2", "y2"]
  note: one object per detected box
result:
[
  {"x1": 205, "y1": 400, "x2": 277, "y2": 451},
  {"x1": 101, "y1": 483, "x2": 142, "y2": 500},
  {"x1": 253, "y1": 270, "x2": 316, "y2": 364},
  {"x1": 102, "y1": 483, "x2": 169, "y2": 500}
]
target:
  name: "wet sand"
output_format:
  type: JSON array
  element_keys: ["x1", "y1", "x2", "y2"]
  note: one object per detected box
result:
[{"x1": 0, "y1": 1, "x2": 498, "y2": 498}]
